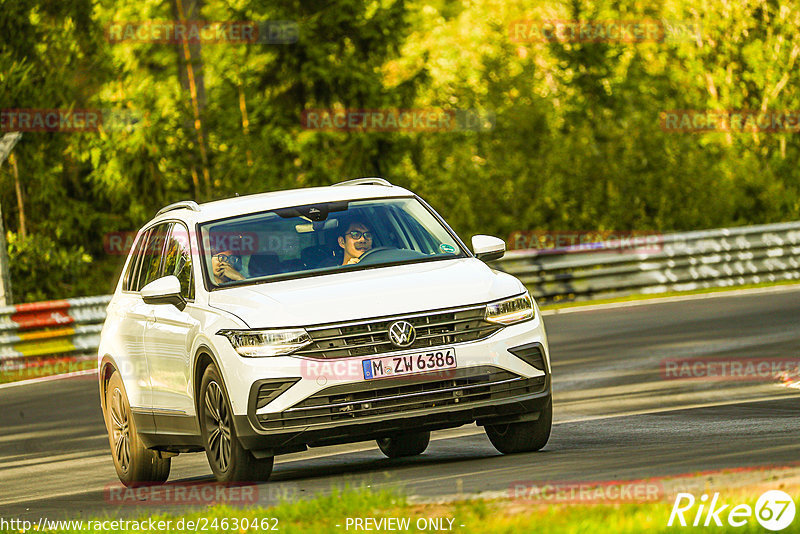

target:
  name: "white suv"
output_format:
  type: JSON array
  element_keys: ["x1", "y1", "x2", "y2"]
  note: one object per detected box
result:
[{"x1": 98, "y1": 178, "x2": 551, "y2": 486}]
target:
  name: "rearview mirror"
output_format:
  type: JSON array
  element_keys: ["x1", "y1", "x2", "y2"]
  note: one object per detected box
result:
[
  {"x1": 141, "y1": 275, "x2": 186, "y2": 311},
  {"x1": 471, "y1": 235, "x2": 506, "y2": 262}
]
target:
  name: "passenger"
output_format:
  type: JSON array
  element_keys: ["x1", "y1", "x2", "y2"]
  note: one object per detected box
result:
[
  {"x1": 338, "y1": 221, "x2": 373, "y2": 265},
  {"x1": 211, "y1": 249, "x2": 245, "y2": 283}
]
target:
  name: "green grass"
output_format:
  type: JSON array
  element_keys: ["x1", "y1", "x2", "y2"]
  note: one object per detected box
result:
[
  {"x1": 6, "y1": 486, "x2": 799, "y2": 533},
  {"x1": 538, "y1": 279, "x2": 800, "y2": 311}
]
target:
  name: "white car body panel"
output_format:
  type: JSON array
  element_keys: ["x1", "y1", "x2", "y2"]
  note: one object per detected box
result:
[
  {"x1": 98, "y1": 181, "x2": 551, "y2": 465},
  {"x1": 207, "y1": 258, "x2": 525, "y2": 328}
]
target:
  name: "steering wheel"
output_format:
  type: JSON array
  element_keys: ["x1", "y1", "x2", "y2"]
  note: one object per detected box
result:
[{"x1": 356, "y1": 246, "x2": 393, "y2": 263}]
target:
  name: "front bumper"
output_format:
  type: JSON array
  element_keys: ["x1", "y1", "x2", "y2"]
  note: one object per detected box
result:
[
  {"x1": 236, "y1": 385, "x2": 551, "y2": 454},
  {"x1": 235, "y1": 347, "x2": 551, "y2": 454},
  {"x1": 223, "y1": 306, "x2": 551, "y2": 454}
]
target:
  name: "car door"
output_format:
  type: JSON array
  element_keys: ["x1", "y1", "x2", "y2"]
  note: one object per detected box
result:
[
  {"x1": 143, "y1": 222, "x2": 201, "y2": 424},
  {"x1": 113, "y1": 228, "x2": 155, "y2": 414},
  {"x1": 117, "y1": 222, "x2": 170, "y2": 430}
]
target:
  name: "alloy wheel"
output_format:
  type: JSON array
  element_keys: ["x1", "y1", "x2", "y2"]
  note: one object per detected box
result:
[
  {"x1": 110, "y1": 387, "x2": 132, "y2": 473},
  {"x1": 203, "y1": 381, "x2": 232, "y2": 473}
]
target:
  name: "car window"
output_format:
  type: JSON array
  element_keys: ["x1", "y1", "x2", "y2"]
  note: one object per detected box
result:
[
  {"x1": 135, "y1": 223, "x2": 170, "y2": 291},
  {"x1": 162, "y1": 223, "x2": 195, "y2": 300},
  {"x1": 398, "y1": 209, "x2": 439, "y2": 254},
  {"x1": 200, "y1": 197, "x2": 466, "y2": 287},
  {"x1": 122, "y1": 230, "x2": 149, "y2": 292}
]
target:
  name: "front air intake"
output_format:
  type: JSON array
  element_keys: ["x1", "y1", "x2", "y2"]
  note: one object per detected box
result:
[
  {"x1": 508, "y1": 342, "x2": 547, "y2": 372},
  {"x1": 254, "y1": 378, "x2": 300, "y2": 409}
]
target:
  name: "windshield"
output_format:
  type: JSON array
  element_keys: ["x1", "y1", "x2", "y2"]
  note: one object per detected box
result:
[{"x1": 200, "y1": 197, "x2": 466, "y2": 287}]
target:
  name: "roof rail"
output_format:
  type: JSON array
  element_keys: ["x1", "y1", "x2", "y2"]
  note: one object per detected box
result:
[
  {"x1": 156, "y1": 200, "x2": 201, "y2": 217},
  {"x1": 333, "y1": 177, "x2": 393, "y2": 187}
]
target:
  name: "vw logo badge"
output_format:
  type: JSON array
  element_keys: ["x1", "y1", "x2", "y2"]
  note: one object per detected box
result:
[{"x1": 388, "y1": 320, "x2": 416, "y2": 348}]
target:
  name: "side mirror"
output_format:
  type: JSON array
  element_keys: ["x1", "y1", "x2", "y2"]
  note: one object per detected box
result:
[
  {"x1": 142, "y1": 275, "x2": 186, "y2": 311},
  {"x1": 472, "y1": 235, "x2": 506, "y2": 262}
]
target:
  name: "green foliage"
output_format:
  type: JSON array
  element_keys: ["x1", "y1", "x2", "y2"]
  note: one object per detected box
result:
[
  {"x1": 5, "y1": 232, "x2": 94, "y2": 303},
  {"x1": 2, "y1": 0, "x2": 800, "y2": 302}
]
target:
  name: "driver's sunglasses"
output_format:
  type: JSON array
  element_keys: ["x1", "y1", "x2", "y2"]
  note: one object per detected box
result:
[
  {"x1": 347, "y1": 230, "x2": 373, "y2": 240},
  {"x1": 213, "y1": 253, "x2": 242, "y2": 267}
]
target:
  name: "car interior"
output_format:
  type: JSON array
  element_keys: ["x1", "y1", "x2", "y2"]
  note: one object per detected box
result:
[{"x1": 205, "y1": 200, "x2": 460, "y2": 283}]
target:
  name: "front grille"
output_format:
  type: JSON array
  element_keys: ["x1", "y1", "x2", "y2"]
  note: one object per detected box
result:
[
  {"x1": 294, "y1": 305, "x2": 502, "y2": 359},
  {"x1": 256, "y1": 366, "x2": 546, "y2": 430}
]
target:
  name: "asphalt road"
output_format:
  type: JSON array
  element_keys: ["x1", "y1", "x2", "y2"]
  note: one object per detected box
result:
[{"x1": 2, "y1": 287, "x2": 800, "y2": 521}]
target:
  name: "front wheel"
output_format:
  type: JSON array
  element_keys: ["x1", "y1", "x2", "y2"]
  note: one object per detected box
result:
[
  {"x1": 199, "y1": 364, "x2": 274, "y2": 482},
  {"x1": 485, "y1": 400, "x2": 552, "y2": 454},
  {"x1": 377, "y1": 431, "x2": 431, "y2": 458},
  {"x1": 104, "y1": 371, "x2": 171, "y2": 487}
]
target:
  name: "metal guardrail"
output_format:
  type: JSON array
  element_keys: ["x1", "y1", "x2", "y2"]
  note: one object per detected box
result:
[
  {"x1": 492, "y1": 221, "x2": 800, "y2": 303},
  {"x1": 1, "y1": 221, "x2": 798, "y2": 372},
  {"x1": 0, "y1": 296, "x2": 109, "y2": 371}
]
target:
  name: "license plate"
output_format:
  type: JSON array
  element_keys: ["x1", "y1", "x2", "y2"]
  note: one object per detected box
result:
[{"x1": 362, "y1": 348, "x2": 457, "y2": 380}]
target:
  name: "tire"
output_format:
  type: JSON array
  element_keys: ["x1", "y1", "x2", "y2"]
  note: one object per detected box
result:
[
  {"x1": 199, "y1": 364, "x2": 274, "y2": 482},
  {"x1": 485, "y1": 399, "x2": 552, "y2": 454},
  {"x1": 104, "y1": 371, "x2": 171, "y2": 487},
  {"x1": 377, "y1": 431, "x2": 431, "y2": 458}
]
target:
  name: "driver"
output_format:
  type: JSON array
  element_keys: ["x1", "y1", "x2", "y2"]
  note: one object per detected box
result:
[{"x1": 338, "y1": 221, "x2": 373, "y2": 265}]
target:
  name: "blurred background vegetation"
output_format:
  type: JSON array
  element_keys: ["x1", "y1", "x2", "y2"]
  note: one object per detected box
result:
[{"x1": 1, "y1": 0, "x2": 799, "y2": 302}]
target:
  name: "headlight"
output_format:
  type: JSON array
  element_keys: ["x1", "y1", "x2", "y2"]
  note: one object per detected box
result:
[
  {"x1": 485, "y1": 293, "x2": 534, "y2": 325},
  {"x1": 217, "y1": 329, "x2": 312, "y2": 357}
]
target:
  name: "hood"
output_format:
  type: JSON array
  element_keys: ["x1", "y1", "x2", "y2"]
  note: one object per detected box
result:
[{"x1": 208, "y1": 258, "x2": 525, "y2": 328}]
